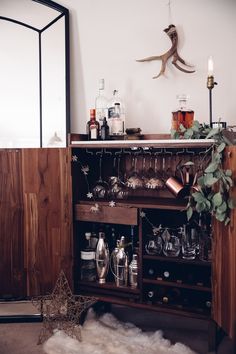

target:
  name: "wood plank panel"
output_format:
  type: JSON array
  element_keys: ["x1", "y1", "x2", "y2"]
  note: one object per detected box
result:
[
  {"x1": 75, "y1": 203, "x2": 138, "y2": 225},
  {"x1": 0, "y1": 149, "x2": 25, "y2": 298},
  {"x1": 22, "y1": 148, "x2": 73, "y2": 296},
  {"x1": 212, "y1": 146, "x2": 236, "y2": 340}
]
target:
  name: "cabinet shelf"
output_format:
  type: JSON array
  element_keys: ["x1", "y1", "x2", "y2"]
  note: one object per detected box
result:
[
  {"x1": 78, "y1": 280, "x2": 140, "y2": 294},
  {"x1": 77, "y1": 292, "x2": 211, "y2": 320},
  {"x1": 143, "y1": 255, "x2": 211, "y2": 267},
  {"x1": 142, "y1": 278, "x2": 211, "y2": 292}
]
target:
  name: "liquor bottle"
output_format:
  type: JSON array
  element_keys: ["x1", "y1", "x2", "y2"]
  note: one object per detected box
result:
[
  {"x1": 171, "y1": 94, "x2": 194, "y2": 132},
  {"x1": 86, "y1": 108, "x2": 99, "y2": 140},
  {"x1": 90, "y1": 225, "x2": 98, "y2": 250},
  {"x1": 162, "y1": 287, "x2": 182, "y2": 306},
  {"x1": 147, "y1": 267, "x2": 156, "y2": 278},
  {"x1": 108, "y1": 89, "x2": 125, "y2": 135},
  {"x1": 80, "y1": 232, "x2": 96, "y2": 282},
  {"x1": 100, "y1": 117, "x2": 110, "y2": 140},
  {"x1": 111, "y1": 102, "x2": 126, "y2": 136},
  {"x1": 147, "y1": 289, "x2": 156, "y2": 304},
  {"x1": 95, "y1": 78, "x2": 108, "y2": 132}
]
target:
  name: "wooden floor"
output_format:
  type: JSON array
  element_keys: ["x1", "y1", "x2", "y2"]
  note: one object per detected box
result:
[{"x1": 0, "y1": 302, "x2": 234, "y2": 354}]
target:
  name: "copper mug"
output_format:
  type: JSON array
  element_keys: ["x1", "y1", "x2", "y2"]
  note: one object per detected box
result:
[{"x1": 165, "y1": 176, "x2": 186, "y2": 198}]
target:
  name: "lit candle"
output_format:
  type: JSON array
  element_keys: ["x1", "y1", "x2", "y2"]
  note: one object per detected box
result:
[{"x1": 208, "y1": 56, "x2": 214, "y2": 77}]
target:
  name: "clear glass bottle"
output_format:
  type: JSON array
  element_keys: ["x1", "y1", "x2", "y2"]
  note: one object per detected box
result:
[
  {"x1": 108, "y1": 90, "x2": 125, "y2": 136},
  {"x1": 172, "y1": 94, "x2": 194, "y2": 132},
  {"x1": 95, "y1": 78, "x2": 108, "y2": 133},
  {"x1": 86, "y1": 108, "x2": 99, "y2": 140}
]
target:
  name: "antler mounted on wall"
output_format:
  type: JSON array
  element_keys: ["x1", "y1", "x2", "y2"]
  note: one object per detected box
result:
[{"x1": 136, "y1": 24, "x2": 195, "y2": 79}]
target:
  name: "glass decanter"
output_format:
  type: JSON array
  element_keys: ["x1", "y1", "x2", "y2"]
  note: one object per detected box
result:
[{"x1": 172, "y1": 94, "x2": 194, "y2": 132}]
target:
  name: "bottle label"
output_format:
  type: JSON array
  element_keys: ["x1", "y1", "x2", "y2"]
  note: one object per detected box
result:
[
  {"x1": 111, "y1": 118, "x2": 124, "y2": 135},
  {"x1": 90, "y1": 125, "x2": 97, "y2": 140},
  {"x1": 81, "y1": 251, "x2": 95, "y2": 260}
]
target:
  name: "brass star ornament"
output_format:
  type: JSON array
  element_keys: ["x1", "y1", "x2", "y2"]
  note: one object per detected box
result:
[{"x1": 32, "y1": 270, "x2": 97, "y2": 344}]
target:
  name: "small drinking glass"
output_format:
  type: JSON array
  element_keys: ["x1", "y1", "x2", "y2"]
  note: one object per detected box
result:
[
  {"x1": 181, "y1": 224, "x2": 199, "y2": 260},
  {"x1": 145, "y1": 233, "x2": 163, "y2": 255},
  {"x1": 162, "y1": 228, "x2": 181, "y2": 257}
]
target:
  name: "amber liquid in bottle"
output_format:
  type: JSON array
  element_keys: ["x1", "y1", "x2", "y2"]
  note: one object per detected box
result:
[
  {"x1": 172, "y1": 95, "x2": 194, "y2": 132},
  {"x1": 87, "y1": 108, "x2": 100, "y2": 140}
]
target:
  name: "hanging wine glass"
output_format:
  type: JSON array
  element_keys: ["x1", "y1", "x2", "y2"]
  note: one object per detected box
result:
[
  {"x1": 92, "y1": 152, "x2": 109, "y2": 199},
  {"x1": 145, "y1": 151, "x2": 164, "y2": 190},
  {"x1": 126, "y1": 153, "x2": 144, "y2": 189},
  {"x1": 109, "y1": 154, "x2": 128, "y2": 199}
]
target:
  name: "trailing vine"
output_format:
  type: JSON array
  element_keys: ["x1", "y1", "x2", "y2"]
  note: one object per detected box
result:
[{"x1": 171, "y1": 121, "x2": 235, "y2": 225}]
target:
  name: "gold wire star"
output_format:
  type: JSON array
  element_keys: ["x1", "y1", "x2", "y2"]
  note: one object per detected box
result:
[{"x1": 32, "y1": 270, "x2": 97, "y2": 344}]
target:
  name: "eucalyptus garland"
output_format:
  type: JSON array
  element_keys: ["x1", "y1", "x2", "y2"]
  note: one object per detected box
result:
[{"x1": 171, "y1": 121, "x2": 235, "y2": 225}]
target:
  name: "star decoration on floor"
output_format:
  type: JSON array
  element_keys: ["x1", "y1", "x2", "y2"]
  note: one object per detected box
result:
[{"x1": 32, "y1": 270, "x2": 97, "y2": 345}]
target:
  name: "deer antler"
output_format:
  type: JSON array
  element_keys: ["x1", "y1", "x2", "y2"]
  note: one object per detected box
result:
[{"x1": 136, "y1": 24, "x2": 195, "y2": 79}]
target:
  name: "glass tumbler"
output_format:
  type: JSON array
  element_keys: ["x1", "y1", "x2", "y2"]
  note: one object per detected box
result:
[
  {"x1": 162, "y1": 228, "x2": 181, "y2": 257},
  {"x1": 181, "y1": 224, "x2": 199, "y2": 260}
]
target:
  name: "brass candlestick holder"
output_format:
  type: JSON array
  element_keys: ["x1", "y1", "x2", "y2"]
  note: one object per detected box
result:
[{"x1": 207, "y1": 75, "x2": 217, "y2": 127}]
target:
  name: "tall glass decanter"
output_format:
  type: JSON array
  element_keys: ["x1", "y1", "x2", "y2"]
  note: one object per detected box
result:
[{"x1": 172, "y1": 94, "x2": 194, "y2": 132}]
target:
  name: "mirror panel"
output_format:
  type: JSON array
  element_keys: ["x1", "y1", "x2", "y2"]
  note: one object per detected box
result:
[{"x1": 0, "y1": 0, "x2": 70, "y2": 148}]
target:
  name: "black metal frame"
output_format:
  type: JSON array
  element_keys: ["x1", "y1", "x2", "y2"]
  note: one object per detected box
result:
[{"x1": 0, "y1": 0, "x2": 70, "y2": 147}]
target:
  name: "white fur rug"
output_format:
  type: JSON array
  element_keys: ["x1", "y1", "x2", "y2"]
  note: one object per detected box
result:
[{"x1": 43, "y1": 309, "x2": 197, "y2": 354}]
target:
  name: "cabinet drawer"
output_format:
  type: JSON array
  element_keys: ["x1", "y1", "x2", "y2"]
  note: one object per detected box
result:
[{"x1": 75, "y1": 203, "x2": 138, "y2": 225}]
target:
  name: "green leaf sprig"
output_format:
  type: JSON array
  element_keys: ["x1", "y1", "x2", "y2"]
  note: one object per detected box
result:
[{"x1": 172, "y1": 121, "x2": 235, "y2": 225}]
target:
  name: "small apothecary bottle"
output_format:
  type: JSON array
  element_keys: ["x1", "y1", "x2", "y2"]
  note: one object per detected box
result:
[
  {"x1": 172, "y1": 94, "x2": 194, "y2": 132},
  {"x1": 86, "y1": 108, "x2": 100, "y2": 140}
]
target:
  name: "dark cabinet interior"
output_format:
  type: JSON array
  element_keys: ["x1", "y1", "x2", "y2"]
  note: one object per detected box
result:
[{"x1": 71, "y1": 139, "x2": 214, "y2": 322}]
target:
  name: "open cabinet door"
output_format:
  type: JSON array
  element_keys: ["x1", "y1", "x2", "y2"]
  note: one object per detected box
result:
[
  {"x1": 212, "y1": 146, "x2": 236, "y2": 342},
  {"x1": 22, "y1": 148, "x2": 73, "y2": 296}
]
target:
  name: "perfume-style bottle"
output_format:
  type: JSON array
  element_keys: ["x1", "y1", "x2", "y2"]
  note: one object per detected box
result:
[{"x1": 172, "y1": 94, "x2": 194, "y2": 132}]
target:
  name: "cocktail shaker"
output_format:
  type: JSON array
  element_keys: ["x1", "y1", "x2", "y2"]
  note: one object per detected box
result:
[{"x1": 95, "y1": 232, "x2": 109, "y2": 283}]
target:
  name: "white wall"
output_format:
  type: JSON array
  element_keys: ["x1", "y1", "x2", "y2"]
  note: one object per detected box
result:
[{"x1": 60, "y1": 0, "x2": 236, "y2": 134}]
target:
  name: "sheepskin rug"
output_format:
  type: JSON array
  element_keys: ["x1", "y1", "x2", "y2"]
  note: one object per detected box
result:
[{"x1": 43, "y1": 309, "x2": 197, "y2": 354}]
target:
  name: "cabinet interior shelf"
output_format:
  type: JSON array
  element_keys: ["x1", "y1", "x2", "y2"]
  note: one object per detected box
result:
[
  {"x1": 78, "y1": 281, "x2": 140, "y2": 294},
  {"x1": 143, "y1": 255, "x2": 211, "y2": 267},
  {"x1": 77, "y1": 292, "x2": 211, "y2": 321},
  {"x1": 142, "y1": 278, "x2": 211, "y2": 292}
]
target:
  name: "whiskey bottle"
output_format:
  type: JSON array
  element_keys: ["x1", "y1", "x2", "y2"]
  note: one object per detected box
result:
[
  {"x1": 87, "y1": 108, "x2": 99, "y2": 140},
  {"x1": 171, "y1": 94, "x2": 194, "y2": 132},
  {"x1": 95, "y1": 78, "x2": 108, "y2": 132}
]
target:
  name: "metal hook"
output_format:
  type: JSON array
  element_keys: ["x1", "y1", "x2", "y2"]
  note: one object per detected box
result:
[{"x1": 86, "y1": 148, "x2": 94, "y2": 156}]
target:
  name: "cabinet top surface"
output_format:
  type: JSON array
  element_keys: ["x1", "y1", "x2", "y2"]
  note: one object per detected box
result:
[{"x1": 70, "y1": 139, "x2": 215, "y2": 149}]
